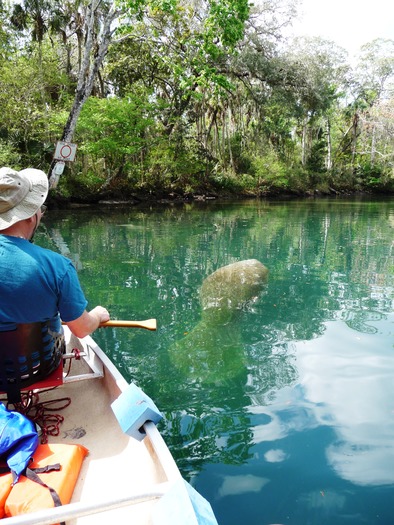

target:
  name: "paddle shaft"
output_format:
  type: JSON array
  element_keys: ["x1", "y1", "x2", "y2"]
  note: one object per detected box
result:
[
  {"x1": 62, "y1": 319, "x2": 157, "y2": 331},
  {"x1": 100, "y1": 319, "x2": 157, "y2": 331}
]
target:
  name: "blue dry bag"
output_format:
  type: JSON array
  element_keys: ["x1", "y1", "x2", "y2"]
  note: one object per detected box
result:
[{"x1": 0, "y1": 404, "x2": 39, "y2": 483}]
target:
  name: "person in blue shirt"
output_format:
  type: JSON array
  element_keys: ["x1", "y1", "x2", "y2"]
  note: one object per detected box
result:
[{"x1": 0, "y1": 166, "x2": 110, "y2": 339}]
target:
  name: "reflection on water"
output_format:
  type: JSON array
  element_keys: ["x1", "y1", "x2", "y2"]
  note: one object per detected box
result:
[
  {"x1": 38, "y1": 197, "x2": 394, "y2": 525},
  {"x1": 218, "y1": 474, "x2": 270, "y2": 497},
  {"x1": 297, "y1": 320, "x2": 394, "y2": 487}
]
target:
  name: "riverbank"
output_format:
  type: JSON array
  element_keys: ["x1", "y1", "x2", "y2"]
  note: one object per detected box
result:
[{"x1": 47, "y1": 184, "x2": 392, "y2": 208}]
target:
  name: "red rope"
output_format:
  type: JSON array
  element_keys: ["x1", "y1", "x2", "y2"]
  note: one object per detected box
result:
[
  {"x1": 30, "y1": 397, "x2": 71, "y2": 444},
  {"x1": 12, "y1": 394, "x2": 71, "y2": 444},
  {"x1": 4, "y1": 348, "x2": 82, "y2": 443}
]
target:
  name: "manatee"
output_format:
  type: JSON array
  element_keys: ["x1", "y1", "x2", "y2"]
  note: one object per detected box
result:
[
  {"x1": 200, "y1": 259, "x2": 269, "y2": 325},
  {"x1": 169, "y1": 259, "x2": 268, "y2": 383}
]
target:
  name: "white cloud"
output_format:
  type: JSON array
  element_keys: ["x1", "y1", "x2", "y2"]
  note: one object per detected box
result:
[
  {"x1": 264, "y1": 449, "x2": 288, "y2": 463},
  {"x1": 218, "y1": 474, "x2": 270, "y2": 497},
  {"x1": 296, "y1": 319, "x2": 394, "y2": 486}
]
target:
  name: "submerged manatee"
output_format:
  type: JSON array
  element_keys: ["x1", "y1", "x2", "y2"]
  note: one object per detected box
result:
[
  {"x1": 200, "y1": 259, "x2": 269, "y2": 324},
  {"x1": 169, "y1": 259, "x2": 269, "y2": 383}
]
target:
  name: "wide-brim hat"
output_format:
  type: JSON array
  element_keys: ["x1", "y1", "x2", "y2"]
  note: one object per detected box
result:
[{"x1": 0, "y1": 167, "x2": 48, "y2": 229}]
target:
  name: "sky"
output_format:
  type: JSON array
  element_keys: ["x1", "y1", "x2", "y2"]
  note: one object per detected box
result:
[{"x1": 289, "y1": 0, "x2": 394, "y2": 58}]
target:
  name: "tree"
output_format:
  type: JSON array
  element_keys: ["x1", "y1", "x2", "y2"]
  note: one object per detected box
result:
[
  {"x1": 0, "y1": 38, "x2": 67, "y2": 168},
  {"x1": 338, "y1": 39, "x2": 394, "y2": 177},
  {"x1": 46, "y1": 0, "x2": 250, "y2": 186},
  {"x1": 355, "y1": 39, "x2": 394, "y2": 100},
  {"x1": 354, "y1": 39, "x2": 394, "y2": 167},
  {"x1": 284, "y1": 37, "x2": 349, "y2": 173}
]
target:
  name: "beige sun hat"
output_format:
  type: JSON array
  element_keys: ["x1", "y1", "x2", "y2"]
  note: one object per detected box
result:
[{"x1": 0, "y1": 167, "x2": 48, "y2": 230}]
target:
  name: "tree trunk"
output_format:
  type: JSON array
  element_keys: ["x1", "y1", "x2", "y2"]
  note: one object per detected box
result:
[
  {"x1": 62, "y1": 2, "x2": 118, "y2": 143},
  {"x1": 370, "y1": 123, "x2": 376, "y2": 166},
  {"x1": 351, "y1": 112, "x2": 359, "y2": 167},
  {"x1": 326, "y1": 118, "x2": 332, "y2": 171},
  {"x1": 301, "y1": 115, "x2": 309, "y2": 167},
  {"x1": 49, "y1": 1, "x2": 119, "y2": 184}
]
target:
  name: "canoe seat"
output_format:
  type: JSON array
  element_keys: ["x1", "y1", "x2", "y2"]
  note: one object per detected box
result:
[{"x1": 0, "y1": 322, "x2": 65, "y2": 405}]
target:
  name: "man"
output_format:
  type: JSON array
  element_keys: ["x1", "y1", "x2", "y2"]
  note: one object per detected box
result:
[{"x1": 0, "y1": 166, "x2": 110, "y2": 339}]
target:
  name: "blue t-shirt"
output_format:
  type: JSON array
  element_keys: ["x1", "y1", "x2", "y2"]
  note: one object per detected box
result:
[{"x1": 0, "y1": 235, "x2": 88, "y2": 329}]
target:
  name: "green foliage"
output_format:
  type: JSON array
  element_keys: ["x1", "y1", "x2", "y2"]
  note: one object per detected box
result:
[
  {"x1": 306, "y1": 139, "x2": 327, "y2": 176},
  {"x1": 76, "y1": 95, "x2": 154, "y2": 158},
  {"x1": 353, "y1": 160, "x2": 394, "y2": 190},
  {"x1": 1, "y1": 1, "x2": 394, "y2": 199},
  {"x1": 0, "y1": 39, "x2": 70, "y2": 168},
  {"x1": 140, "y1": 131, "x2": 210, "y2": 193},
  {"x1": 0, "y1": 140, "x2": 20, "y2": 166},
  {"x1": 57, "y1": 167, "x2": 107, "y2": 200},
  {"x1": 205, "y1": 0, "x2": 250, "y2": 52},
  {"x1": 248, "y1": 150, "x2": 289, "y2": 191}
]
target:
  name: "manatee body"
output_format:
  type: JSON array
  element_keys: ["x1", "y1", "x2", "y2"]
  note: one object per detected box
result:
[
  {"x1": 200, "y1": 259, "x2": 269, "y2": 324},
  {"x1": 169, "y1": 259, "x2": 268, "y2": 383},
  {"x1": 169, "y1": 318, "x2": 246, "y2": 384}
]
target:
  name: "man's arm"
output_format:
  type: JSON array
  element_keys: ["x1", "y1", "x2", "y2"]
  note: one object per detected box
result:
[{"x1": 65, "y1": 306, "x2": 110, "y2": 338}]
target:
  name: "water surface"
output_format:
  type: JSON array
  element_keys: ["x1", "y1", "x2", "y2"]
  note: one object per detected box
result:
[{"x1": 38, "y1": 198, "x2": 394, "y2": 525}]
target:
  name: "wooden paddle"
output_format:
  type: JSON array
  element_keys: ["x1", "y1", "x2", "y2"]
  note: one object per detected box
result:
[
  {"x1": 99, "y1": 319, "x2": 157, "y2": 331},
  {"x1": 62, "y1": 319, "x2": 157, "y2": 331}
]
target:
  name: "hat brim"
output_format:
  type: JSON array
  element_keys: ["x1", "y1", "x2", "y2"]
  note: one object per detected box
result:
[{"x1": 0, "y1": 168, "x2": 48, "y2": 230}]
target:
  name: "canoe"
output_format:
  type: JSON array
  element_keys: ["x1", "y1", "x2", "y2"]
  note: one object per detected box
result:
[{"x1": 1, "y1": 324, "x2": 218, "y2": 525}]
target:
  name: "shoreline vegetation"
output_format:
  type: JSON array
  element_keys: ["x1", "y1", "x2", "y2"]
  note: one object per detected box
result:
[
  {"x1": 0, "y1": 2, "x2": 393, "y2": 205},
  {"x1": 47, "y1": 183, "x2": 394, "y2": 209}
]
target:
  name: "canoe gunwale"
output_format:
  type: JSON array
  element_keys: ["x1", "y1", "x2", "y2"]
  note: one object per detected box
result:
[{"x1": 0, "y1": 482, "x2": 172, "y2": 525}]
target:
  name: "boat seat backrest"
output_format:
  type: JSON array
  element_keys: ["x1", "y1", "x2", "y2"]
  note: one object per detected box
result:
[{"x1": 0, "y1": 322, "x2": 65, "y2": 404}]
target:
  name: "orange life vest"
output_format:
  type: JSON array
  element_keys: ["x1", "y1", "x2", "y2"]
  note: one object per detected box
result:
[{"x1": 0, "y1": 443, "x2": 88, "y2": 519}]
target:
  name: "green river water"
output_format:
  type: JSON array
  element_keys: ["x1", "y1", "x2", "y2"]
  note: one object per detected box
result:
[{"x1": 38, "y1": 197, "x2": 394, "y2": 525}]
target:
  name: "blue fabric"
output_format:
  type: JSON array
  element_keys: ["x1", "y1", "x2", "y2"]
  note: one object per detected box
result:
[
  {"x1": 0, "y1": 404, "x2": 39, "y2": 483},
  {"x1": 0, "y1": 235, "x2": 88, "y2": 326}
]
